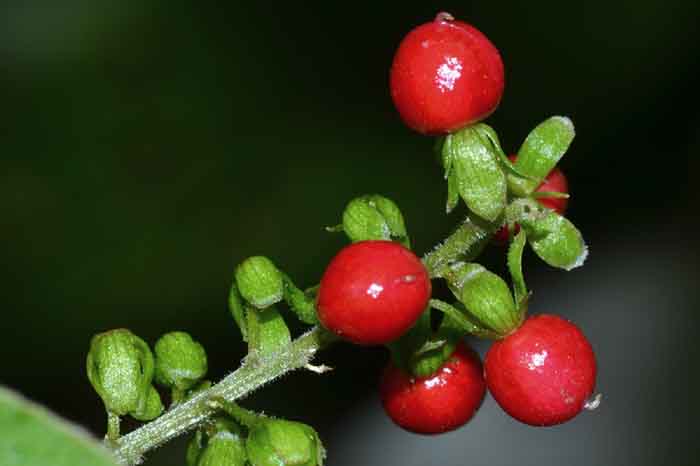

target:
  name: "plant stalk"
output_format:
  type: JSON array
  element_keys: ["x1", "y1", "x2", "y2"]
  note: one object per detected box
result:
[
  {"x1": 111, "y1": 327, "x2": 334, "y2": 465},
  {"x1": 110, "y1": 215, "x2": 489, "y2": 465}
]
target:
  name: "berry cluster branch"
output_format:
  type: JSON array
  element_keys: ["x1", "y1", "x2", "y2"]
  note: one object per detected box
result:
[
  {"x1": 111, "y1": 327, "x2": 333, "y2": 465},
  {"x1": 109, "y1": 226, "x2": 480, "y2": 465}
]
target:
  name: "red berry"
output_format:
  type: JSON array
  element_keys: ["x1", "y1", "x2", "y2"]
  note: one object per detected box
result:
[
  {"x1": 494, "y1": 155, "x2": 569, "y2": 243},
  {"x1": 380, "y1": 343, "x2": 486, "y2": 434},
  {"x1": 390, "y1": 12, "x2": 505, "y2": 135},
  {"x1": 317, "y1": 240, "x2": 431, "y2": 345},
  {"x1": 484, "y1": 314, "x2": 597, "y2": 426}
]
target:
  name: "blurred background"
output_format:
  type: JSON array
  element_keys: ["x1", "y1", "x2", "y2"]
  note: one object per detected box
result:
[{"x1": 2, "y1": 0, "x2": 699, "y2": 464}]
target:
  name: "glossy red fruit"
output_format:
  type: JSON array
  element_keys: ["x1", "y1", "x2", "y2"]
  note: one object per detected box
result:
[
  {"x1": 494, "y1": 155, "x2": 569, "y2": 243},
  {"x1": 317, "y1": 240, "x2": 431, "y2": 345},
  {"x1": 390, "y1": 12, "x2": 505, "y2": 135},
  {"x1": 484, "y1": 314, "x2": 597, "y2": 426},
  {"x1": 380, "y1": 343, "x2": 486, "y2": 434}
]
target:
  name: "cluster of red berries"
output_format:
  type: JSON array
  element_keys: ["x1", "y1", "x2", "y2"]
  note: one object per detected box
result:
[{"x1": 316, "y1": 13, "x2": 596, "y2": 434}]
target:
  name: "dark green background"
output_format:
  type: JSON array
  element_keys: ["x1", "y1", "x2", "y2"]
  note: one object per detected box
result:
[{"x1": 2, "y1": 1, "x2": 699, "y2": 465}]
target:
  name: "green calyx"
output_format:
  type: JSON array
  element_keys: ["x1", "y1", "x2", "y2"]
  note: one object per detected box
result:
[
  {"x1": 445, "y1": 262, "x2": 520, "y2": 336},
  {"x1": 340, "y1": 194, "x2": 410, "y2": 247},
  {"x1": 236, "y1": 256, "x2": 284, "y2": 309},
  {"x1": 196, "y1": 430, "x2": 247, "y2": 466},
  {"x1": 442, "y1": 123, "x2": 507, "y2": 221},
  {"x1": 154, "y1": 331, "x2": 208, "y2": 392},
  {"x1": 247, "y1": 419, "x2": 325, "y2": 466},
  {"x1": 507, "y1": 116, "x2": 575, "y2": 197},
  {"x1": 86, "y1": 329, "x2": 160, "y2": 418},
  {"x1": 507, "y1": 198, "x2": 588, "y2": 271},
  {"x1": 209, "y1": 400, "x2": 325, "y2": 466}
]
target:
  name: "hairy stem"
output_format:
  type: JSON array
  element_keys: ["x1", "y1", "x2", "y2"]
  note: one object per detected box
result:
[
  {"x1": 110, "y1": 215, "x2": 491, "y2": 465},
  {"x1": 422, "y1": 215, "x2": 496, "y2": 276},
  {"x1": 111, "y1": 327, "x2": 334, "y2": 465}
]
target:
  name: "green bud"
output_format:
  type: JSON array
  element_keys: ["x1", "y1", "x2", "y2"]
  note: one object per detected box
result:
[
  {"x1": 197, "y1": 430, "x2": 247, "y2": 466},
  {"x1": 186, "y1": 430, "x2": 205, "y2": 466},
  {"x1": 442, "y1": 124, "x2": 507, "y2": 221},
  {"x1": 86, "y1": 329, "x2": 154, "y2": 416},
  {"x1": 447, "y1": 263, "x2": 519, "y2": 336},
  {"x1": 154, "y1": 331, "x2": 208, "y2": 391},
  {"x1": 247, "y1": 419, "x2": 325, "y2": 466},
  {"x1": 342, "y1": 195, "x2": 409, "y2": 247},
  {"x1": 236, "y1": 256, "x2": 284, "y2": 309},
  {"x1": 130, "y1": 385, "x2": 163, "y2": 421}
]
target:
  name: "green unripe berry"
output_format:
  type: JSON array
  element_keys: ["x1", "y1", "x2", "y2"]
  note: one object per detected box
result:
[
  {"x1": 246, "y1": 419, "x2": 324, "y2": 466},
  {"x1": 86, "y1": 329, "x2": 154, "y2": 416},
  {"x1": 342, "y1": 195, "x2": 409, "y2": 247},
  {"x1": 235, "y1": 256, "x2": 284, "y2": 309},
  {"x1": 154, "y1": 331, "x2": 208, "y2": 391}
]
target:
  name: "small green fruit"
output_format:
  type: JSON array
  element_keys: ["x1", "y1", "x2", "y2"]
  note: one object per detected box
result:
[{"x1": 246, "y1": 419, "x2": 324, "y2": 466}]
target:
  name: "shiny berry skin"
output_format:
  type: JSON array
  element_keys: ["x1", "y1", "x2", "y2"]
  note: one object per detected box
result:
[
  {"x1": 390, "y1": 12, "x2": 505, "y2": 135},
  {"x1": 380, "y1": 343, "x2": 486, "y2": 434},
  {"x1": 484, "y1": 314, "x2": 597, "y2": 426},
  {"x1": 317, "y1": 240, "x2": 431, "y2": 345},
  {"x1": 494, "y1": 155, "x2": 569, "y2": 243}
]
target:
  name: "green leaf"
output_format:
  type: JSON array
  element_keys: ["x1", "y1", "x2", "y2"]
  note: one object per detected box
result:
[
  {"x1": 247, "y1": 305, "x2": 292, "y2": 358},
  {"x1": 0, "y1": 385, "x2": 119, "y2": 466},
  {"x1": 507, "y1": 229, "x2": 528, "y2": 306},
  {"x1": 228, "y1": 284, "x2": 248, "y2": 342},
  {"x1": 508, "y1": 116, "x2": 575, "y2": 196},
  {"x1": 444, "y1": 126, "x2": 507, "y2": 222},
  {"x1": 521, "y1": 211, "x2": 588, "y2": 270}
]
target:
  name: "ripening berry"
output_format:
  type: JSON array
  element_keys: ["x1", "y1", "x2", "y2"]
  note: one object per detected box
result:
[
  {"x1": 484, "y1": 314, "x2": 597, "y2": 426},
  {"x1": 380, "y1": 343, "x2": 486, "y2": 434},
  {"x1": 390, "y1": 12, "x2": 505, "y2": 135},
  {"x1": 317, "y1": 240, "x2": 431, "y2": 345}
]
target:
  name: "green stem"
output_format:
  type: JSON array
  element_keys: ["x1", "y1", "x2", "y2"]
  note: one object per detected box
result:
[
  {"x1": 422, "y1": 215, "x2": 496, "y2": 277},
  {"x1": 110, "y1": 327, "x2": 334, "y2": 466},
  {"x1": 212, "y1": 400, "x2": 261, "y2": 428},
  {"x1": 106, "y1": 412, "x2": 120, "y2": 445},
  {"x1": 109, "y1": 215, "x2": 495, "y2": 465}
]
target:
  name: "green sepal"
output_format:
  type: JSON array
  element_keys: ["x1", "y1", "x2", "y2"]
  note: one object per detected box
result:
[
  {"x1": 130, "y1": 385, "x2": 163, "y2": 421},
  {"x1": 341, "y1": 195, "x2": 410, "y2": 247},
  {"x1": 386, "y1": 308, "x2": 432, "y2": 374},
  {"x1": 246, "y1": 418, "x2": 325, "y2": 466},
  {"x1": 446, "y1": 263, "x2": 519, "y2": 336},
  {"x1": 154, "y1": 331, "x2": 208, "y2": 391},
  {"x1": 235, "y1": 257, "x2": 284, "y2": 309},
  {"x1": 407, "y1": 337, "x2": 457, "y2": 378},
  {"x1": 430, "y1": 299, "x2": 500, "y2": 340},
  {"x1": 197, "y1": 430, "x2": 247, "y2": 466},
  {"x1": 228, "y1": 284, "x2": 248, "y2": 342},
  {"x1": 186, "y1": 430, "x2": 205, "y2": 466},
  {"x1": 86, "y1": 329, "x2": 154, "y2": 417},
  {"x1": 281, "y1": 273, "x2": 319, "y2": 325},
  {"x1": 507, "y1": 230, "x2": 528, "y2": 309},
  {"x1": 520, "y1": 210, "x2": 588, "y2": 271},
  {"x1": 508, "y1": 116, "x2": 575, "y2": 196},
  {"x1": 247, "y1": 305, "x2": 292, "y2": 358},
  {"x1": 443, "y1": 124, "x2": 507, "y2": 222}
]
